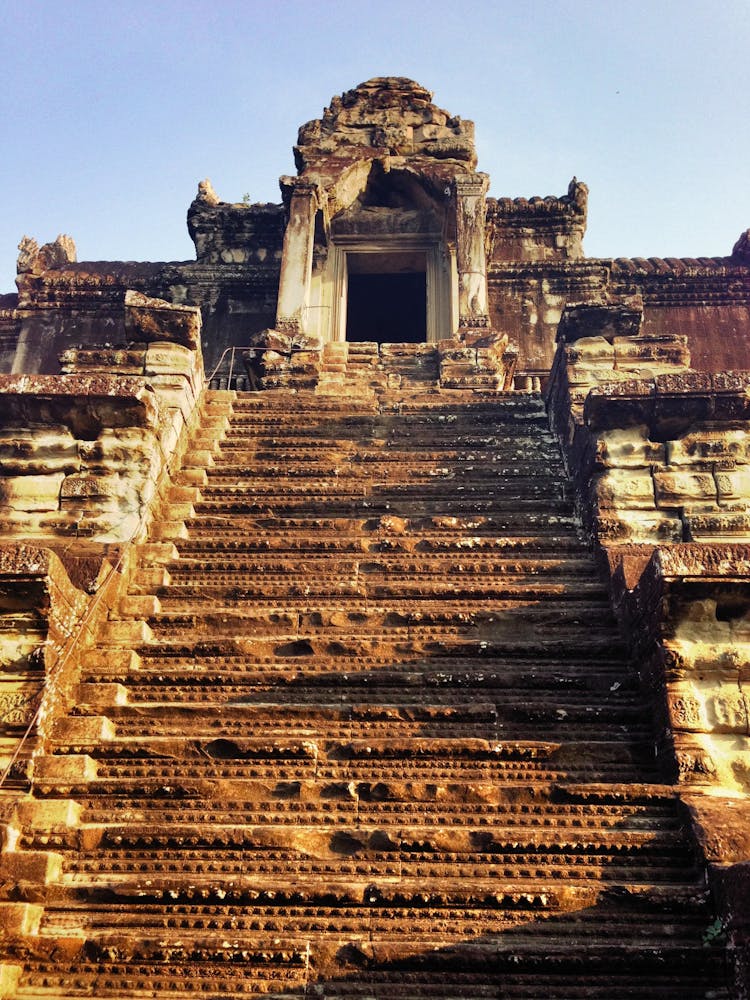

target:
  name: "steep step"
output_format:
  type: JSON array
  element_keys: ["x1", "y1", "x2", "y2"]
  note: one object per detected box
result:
[{"x1": 7, "y1": 389, "x2": 728, "y2": 999}]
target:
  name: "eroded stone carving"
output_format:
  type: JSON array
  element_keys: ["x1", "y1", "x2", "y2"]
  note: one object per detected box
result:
[{"x1": 16, "y1": 234, "x2": 76, "y2": 275}]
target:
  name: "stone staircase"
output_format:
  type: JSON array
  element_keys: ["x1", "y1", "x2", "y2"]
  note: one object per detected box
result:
[{"x1": 4, "y1": 381, "x2": 730, "y2": 997}]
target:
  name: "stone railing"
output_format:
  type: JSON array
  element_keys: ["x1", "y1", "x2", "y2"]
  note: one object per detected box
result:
[
  {"x1": 611, "y1": 544, "x2": 750, "y2": 790},
  {"x1": 0, "y1": 545, "x2": 89, "y2": 779},
  {"x1": 610, "y1": 543, "x2": 750, "y2": 998}
]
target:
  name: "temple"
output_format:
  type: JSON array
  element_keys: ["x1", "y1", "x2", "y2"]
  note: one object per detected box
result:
[{"x1": 1, "y1": 77, "x2": 750, "y2": 997}]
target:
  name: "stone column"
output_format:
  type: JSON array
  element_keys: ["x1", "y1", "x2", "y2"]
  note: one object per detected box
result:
[
  {"x1": 454, "y1": 173, "x2": 490, "y2": 329},
  {"x1": 275, "y1": 181, "x2": 319, "y2": 335}
]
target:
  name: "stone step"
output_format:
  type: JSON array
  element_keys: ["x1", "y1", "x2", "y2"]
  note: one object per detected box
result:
[
  {"x1": 65, "y1": 803, "x2": 686, "y2": 840},
  {"x1": 81, "y1": 758, "x2": 657, "y2": 787},
  {"x1": 215, "y1": 446, "x2": 561, "y2": 464},
  {"x1": 172, "y1": 531, "x2": 590, "y2": 555},
  {"x1": 140, "y1": 601, "x2": 621, "y2": 637},
  {"x1": 5, "y1": 385, "x2": 728, "y2": 999},
  {"x1": 227, "y1": 394, "x2": 544, "y2": 414},
  {"x1": 160, "y1": 554, "x2": 599, "y2": 578},
  {"x1": 38, "y1": 780, "x2": 678, "y2": 813},
  {"x1": 85, "y1": 674, "x2": 639, "y2": 702},
  {"x1": 78, "y1": 718, "x2": 651, "y2": 746},
  {"x1": 152, "y1": 579, "x2": 608, "y2": 604},
  {"x1": 34, "y1": 894, "x2": 715, "y2": 936},
  {"x1": 42, "y1": 736, "x2": 656, "y2": 774},
  {"x1": 184, "y1": 508, "x2": 579, "y2": 531}
]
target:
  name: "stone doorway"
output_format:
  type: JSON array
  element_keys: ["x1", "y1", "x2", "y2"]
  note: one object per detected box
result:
[
  {"x1": 325, "y1": 238, "x2": 453, "y2": 345},
  {"x1": 345, "y1": 250, "x2": 427, "y2": 343}
]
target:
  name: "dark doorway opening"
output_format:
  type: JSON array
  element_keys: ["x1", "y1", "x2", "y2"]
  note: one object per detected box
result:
[{"x1": 346, "y1": 272, "x2": 426, "y2": 343}]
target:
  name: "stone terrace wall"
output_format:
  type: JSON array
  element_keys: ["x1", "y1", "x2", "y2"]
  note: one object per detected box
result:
[
  {"x1": 7, "y1": 222, "x2": 750, "y2": 382},
  {"x1": 10, "y1": 228, "x2": 281, "y2": 376},
  {"x1": 612, "y1": 256, "x2": 750, "y2": 374},
  {"x1": 0, "y1": 545, "x2": 108, "y2": 781},
  {"x1": 0, "y1": 293, "x2": 207, "y2": 938},
  {"x1": 0, "y1": 293, "x2": 203, "y2": 549},
  {"x1": 546, "y1": 299, "x2": 750, "y2": 546}
]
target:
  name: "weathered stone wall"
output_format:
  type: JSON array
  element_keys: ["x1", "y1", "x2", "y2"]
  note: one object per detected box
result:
[
  {"x1": 546, "y1": 300, "x2": 750, "y2": 546},
  {"x1": 486, "y1": 179, "x2": 588, "y2": 263},
  {"x1": 611, "y1": 545, "x2": 750, "y2": 790},
  {"x1": 8, "y1": 224, "x2": 750, "y2": 383},
  {"x1": 0, "y1": 293, "x2": 206, "y2": 944},
  {"x1": 187, "y1": 180, "x2": 285, "y2": 266},
  {"x1": 612, "y1": 256, "x2": 750, "y2": 374},
  {"x1": 13, "y1": 259, "x2": 170, "y2": 375},
  {"x1": 546, "y1": 296, "x2": 750, "y2": 994},
  {"x1": 609, "y1": 543, "x2": 750, "y2": 996},
  {"x1": 487, "y1": 260, "x2": 610, "y2": 374},
  {"x1": 255, "y1": 332, "x2": 516, "y2": 396},
  {"x1": 11, "y1": 258, "x2": 279, "y2": 378},
  {"x1": 0, "y1": 293, "x2": 203, "y2": 547}
]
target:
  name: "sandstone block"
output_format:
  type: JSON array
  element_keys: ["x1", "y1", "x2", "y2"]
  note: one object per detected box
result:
[
  {"x1": 116, "y1": 594, "x2": 161, "y2": 618},
  {"x1": 137, "y1": 542, "x2": 180, "y2": 565},
  {"x1": 655, "y1": 371, "x2": 712, "y2": 394},
  {"x1": 594, "y1": 468, "x2": 655, "y2": 508},
  {"x1": 124, "y1": 291, "x2": 201, "y2": 350},
  {"x1": 566, "y1": 336, "x2": 615, "y2": 364},
  {"x1": 31, "y1": 754, "x2": 98, "y2": 783},
  {"x1": 0, "y1": 850, "x2": 62, "y2": 884},
  {"x1": 81, "y1": 648, "x2": 142, "y2": 674},
  {"x1": 60, "y1": 473, "x2": 119, "y2": 502},
  {"x1": 0, "y1": 426, "x2": 78, "y2": 475},
  {"x1": 653, "y1": 470, "x2": 717, "y2": 507},
  {"x1": 594, "y1": 510, "x2": 682, "y2": 544},
  {"x1": 668, "y1": 429, "x2": 750, "y2": 466},
  {"x1": 613, "y1": 335, "x2": 689, "y2": 367},
  {"x1": 440, "y1": 362, "x2": 477, "y2": 378},
  {"x1": 96, "y1": 619, "x2": 153, "y2": 644},
  {"x1": 322, "y1": 342, "x2": 348, "y2": 362},
  {"x1": 438, "y1": 346, "x2": 476, "y2": 363},
  {"x1": 50, "y1": 715, "x2": 115, "y2": 745},
  {"x1": 181, "y1": 448, "x2": 214, "y2": 467},
  {"x1": 178, "y1": 468, "x2": 208, "y2": 486},
  {"x1": 74, "y1": 683, "x2": 129, "y2": 707},
  {"x1": 0, "y1": 903, "x2": 43, "y2": 936},
  {"x1": 0, "y1": 963, "x2": 21, "y2": 999},
  {"x1": 595, "y1": 427, "x2": 665, "y2": 469},
  {"x1": 685, "y1": 510, "x2": 750, "y2": 541},
  {"x1": 0, "y1": 474, "x2": 64, "y2": 512},
  {"x1": 716, "y1": 468, "x2": 750, "y2": 504},
  {"x1": 15, "y1": 798, "x2": 82, "y2": 828},
  {"x1": 167, "y1": 484, "x2": 202, "y2": 504}
]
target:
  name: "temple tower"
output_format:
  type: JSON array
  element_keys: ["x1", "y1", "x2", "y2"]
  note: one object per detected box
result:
[{"x1": 274, "y1": 78, "x2": 491, "y2": 345}]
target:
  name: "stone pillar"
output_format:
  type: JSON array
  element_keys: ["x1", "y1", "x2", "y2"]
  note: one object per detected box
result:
[
  {"x1": 275, "y1": 181, "x2": 319, "y2": 335},
  {"x1": 454, "y1": 173, "x2": 490, "y2": 329}
]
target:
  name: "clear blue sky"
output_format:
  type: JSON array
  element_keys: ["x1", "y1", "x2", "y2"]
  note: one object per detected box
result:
[{"x1": 2, "y1": 0, "x2": 748, "y2": 293}]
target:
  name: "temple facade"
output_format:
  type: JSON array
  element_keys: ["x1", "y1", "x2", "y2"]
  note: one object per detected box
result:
[{"x1": 0, "y1": 78, "x2": 750, "y2": 998}]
